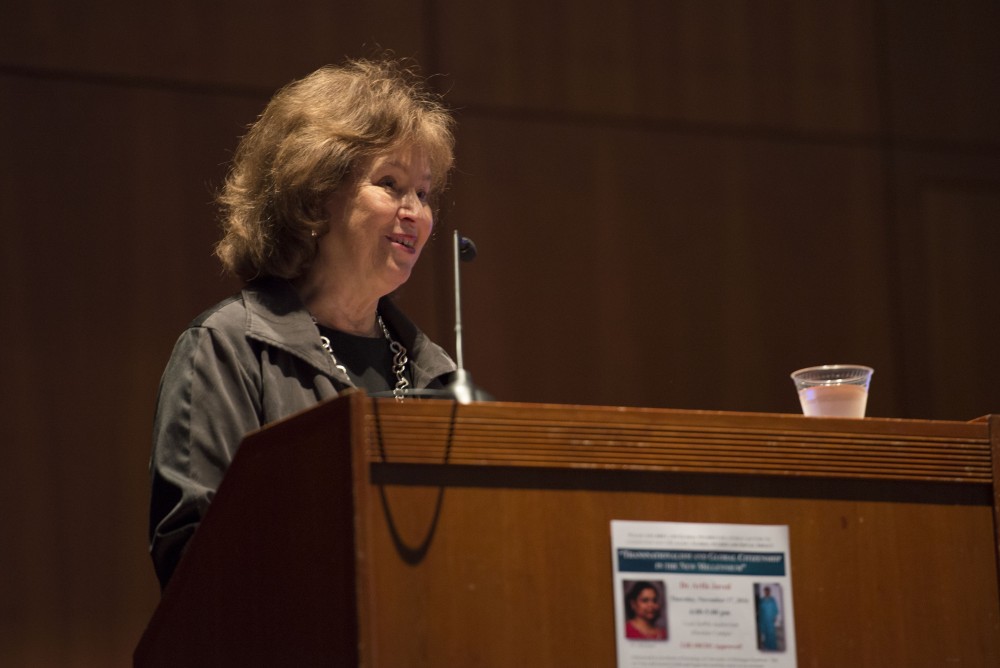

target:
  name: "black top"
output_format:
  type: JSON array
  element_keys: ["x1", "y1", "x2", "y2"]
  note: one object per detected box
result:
[{"x1": 316, "y1": 324, "x2": 402, "y2": 394}]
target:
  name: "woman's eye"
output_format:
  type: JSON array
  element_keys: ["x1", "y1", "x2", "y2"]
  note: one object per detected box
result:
[{"x1": 376, "y1": 176, "x2": 429, "y2": 203}]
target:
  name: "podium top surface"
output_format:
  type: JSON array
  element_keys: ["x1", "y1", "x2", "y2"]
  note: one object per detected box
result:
[{"x1": 323, "y1": 396, "x2": 996, "y2": 485}]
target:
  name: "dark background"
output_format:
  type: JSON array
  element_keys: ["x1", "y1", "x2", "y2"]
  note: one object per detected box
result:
[{"x1": 2, "y1": 1, "x2": 998, "y2": 665}]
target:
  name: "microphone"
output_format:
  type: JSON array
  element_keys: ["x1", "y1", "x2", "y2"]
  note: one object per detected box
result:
[
  {"x1": 458, "y1": 235, "x2": 477, "y2": 261},
  {"x1": 445, "y1": 230, "x2": 492, "y2": 403},
  {"x1": 452, "y1": 232, "x2": 473, "y2": 373}
]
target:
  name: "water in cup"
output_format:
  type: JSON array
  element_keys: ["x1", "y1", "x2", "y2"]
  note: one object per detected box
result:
[{"x1": 791, "y1": 365, "x2": 873, "y2": 418}]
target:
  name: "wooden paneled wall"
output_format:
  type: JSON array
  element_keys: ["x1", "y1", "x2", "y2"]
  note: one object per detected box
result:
[{"x1": 1, "y1": 1, "x2": 998, "y2": 665}]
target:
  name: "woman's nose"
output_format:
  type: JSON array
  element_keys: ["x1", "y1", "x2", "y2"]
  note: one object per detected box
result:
[{"x1": 398, "y1": 190, "x2": 423, "y2": 217}]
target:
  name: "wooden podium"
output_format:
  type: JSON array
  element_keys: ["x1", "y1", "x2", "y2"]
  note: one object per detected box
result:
[{"x1": 134, "y1": 393, "x2": 1000, "y2": 667}]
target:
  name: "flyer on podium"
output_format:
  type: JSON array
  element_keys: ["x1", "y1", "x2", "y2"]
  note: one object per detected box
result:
[{"x1": 611, "y1": 520, "x2": 797, "y2": 667}]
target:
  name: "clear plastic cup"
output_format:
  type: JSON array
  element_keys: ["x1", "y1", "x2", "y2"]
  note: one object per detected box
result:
[{"x1": 791, "y1": 365, "x2": 873, "y2": 418}]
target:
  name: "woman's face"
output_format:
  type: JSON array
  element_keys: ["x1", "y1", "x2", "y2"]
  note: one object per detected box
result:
[
  {"x1": 631, "y1": 587, "x2": 661, "y2": 622},
  {"x1": 317, "y1": 145, "x2": 435, "y2": 297}
]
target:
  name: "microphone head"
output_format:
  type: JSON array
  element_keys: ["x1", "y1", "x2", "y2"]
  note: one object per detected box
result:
[{"x1": 458, "y1": 236, "x2": 477, "y2": 262}]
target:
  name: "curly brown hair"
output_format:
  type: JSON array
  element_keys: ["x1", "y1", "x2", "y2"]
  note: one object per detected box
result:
[{"x1": 215, "y1": 58, "x2": 455, "y2": 281}]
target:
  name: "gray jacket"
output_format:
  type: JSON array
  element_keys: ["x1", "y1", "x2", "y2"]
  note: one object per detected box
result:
[{"x1": 149, "y1": 278, "x2": 455, "y2": 586}]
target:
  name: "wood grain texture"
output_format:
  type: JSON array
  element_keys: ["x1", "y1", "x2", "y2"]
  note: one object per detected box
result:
[
  {"x1": 352, "y1": 397, "x2": 1000, "y2": 667},
  {"x1": 436, "y1": 0, "x2": 881, "y2": 136},
  {"x1": 364, "y1": 400, "x2": 991, "y2": 481},
  {"x1": 448, "y1": 114, "x2": 899, "y2": 414},
  {"x1": 129, "y1": 395, "x2": 1000, "y2": 667}
]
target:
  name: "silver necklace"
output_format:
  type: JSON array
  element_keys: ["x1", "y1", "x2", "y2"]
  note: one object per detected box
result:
[{"x1": 315, "y1": 313, "x2": 410, "y2": 402}]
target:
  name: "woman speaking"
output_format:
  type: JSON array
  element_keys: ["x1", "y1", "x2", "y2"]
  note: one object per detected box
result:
[{"x1": 148, "y1": 58, "x2": 457, "y2": 588}]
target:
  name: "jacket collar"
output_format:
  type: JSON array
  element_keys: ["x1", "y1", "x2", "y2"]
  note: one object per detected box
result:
[{"x1": 241, "y1": 278, "x2": 455, "y2": 388}]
